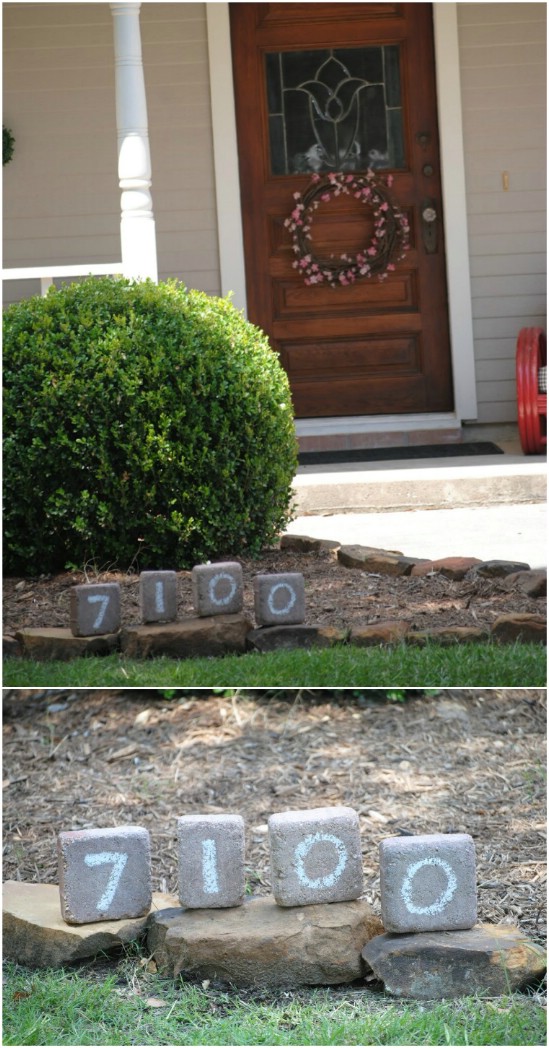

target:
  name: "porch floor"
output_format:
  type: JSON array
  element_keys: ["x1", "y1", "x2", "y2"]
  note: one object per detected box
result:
[{"x1": 290, "y1": 424, "x2": 547, "y2": 566}]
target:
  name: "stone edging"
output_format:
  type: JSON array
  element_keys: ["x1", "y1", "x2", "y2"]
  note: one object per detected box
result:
[{"x1": 4, "y1": 535, "x2": 546, "y2": 660}]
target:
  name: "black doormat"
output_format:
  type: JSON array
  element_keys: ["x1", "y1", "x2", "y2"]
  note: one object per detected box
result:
[{"x1": 298, "y1": 441, "x2": 504, "y2": 466}]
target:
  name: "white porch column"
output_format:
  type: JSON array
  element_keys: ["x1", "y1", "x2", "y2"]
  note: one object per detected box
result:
[{"x1": 110, "y1": 1, "x2": 158, "y2": 282}]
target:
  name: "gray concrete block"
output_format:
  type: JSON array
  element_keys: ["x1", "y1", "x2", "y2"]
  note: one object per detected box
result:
[
  {"x1": 70, "y1": 583, "x2": 121, "y2": 637},
  {"x1": 253, "y1": 573, "x2": 305, "y2": 626},
  {"x1": 58, "y1": 826, "x2": 152, "y2": 924},
  {"x1": 140, "y1": 571, "x2": 177, "y2": 623},
  {"x1": 192, "y1": 562, "x2": 243, "y2": 617},
  {"x1": 177, "y1": 814, "x2": 245, "y2": 908},
  {"x1": 379, "y1": 833, "x2": 477, "y2": 933},
  {"x1": 268, "y1": 806, "x2": 363, "y2": 907}
]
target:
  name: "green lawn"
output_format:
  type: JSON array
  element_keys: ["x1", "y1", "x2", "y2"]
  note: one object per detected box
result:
[
  {"x1": 3, "y1": 641, "x2": 546, "y2": 688},
  {"x1": 3, "y1": 956, "x2": 546, "y2": 1047}
]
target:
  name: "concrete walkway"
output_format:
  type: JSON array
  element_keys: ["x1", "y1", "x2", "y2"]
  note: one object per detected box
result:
[
  {"x1": 289, "y1": 440, "x2": 547, "y2": 568},
  {"x1": 287, "y1": 503, "x2": 547, "y2": 569}
]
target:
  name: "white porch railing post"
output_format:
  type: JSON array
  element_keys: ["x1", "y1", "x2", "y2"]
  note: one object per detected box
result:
[{"x1": 110, "y1": 1, "x2": 158, "y2": 283}]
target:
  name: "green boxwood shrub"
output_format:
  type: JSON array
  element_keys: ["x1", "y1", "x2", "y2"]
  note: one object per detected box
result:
[{"x1": 3, "y1": 277, "x2": 298, "y2": 574}]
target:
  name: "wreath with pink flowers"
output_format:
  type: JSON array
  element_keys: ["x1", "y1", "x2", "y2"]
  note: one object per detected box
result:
[{"x1": 284, "y1": 171, "x2": 410, "y2": 286}]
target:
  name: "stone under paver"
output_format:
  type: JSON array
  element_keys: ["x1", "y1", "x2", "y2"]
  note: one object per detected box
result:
[
  {"x1": 379, "y1": 833, "x2": 477, "y2": 933},
  {"x1": 491, "y1": 613, "x2": 547, "y2": 643},
  {"x1": 58, "y1": 826, "x2": 152, "y2": 924},
  {"x1": 362, "y1": 924, "x2": 547, "y2": 998},
  {"x1": 140, "y1": 571, "x2": 177, "y2": 623},
  {"x1": 177, "y1": 814, "x2": 245, "y2": 909},
  {"x1": 70, "y1": 583, "x2": 121, "y2": 636},
  {"x1": 349, "y1": 620, "x2": 410, "y2": 646},
  {"x1": 246, "y1": 624, "x2": 345, "y2": 652},
  {"x1": 14, "y1": 627, "x2": 120, "y2": 660},
  {"x1": 268, "y1": 806, "x2": 363, "y2": 907},
  {"x1": 120, "y1": 614, "x2": 253, "y2": 658},
  {"x1": 2, "y1": 881, "x2": 165, "y2": 969},
  {"x1": 148, "y1": 895, "x2": 383, "y2": 986},
  {"x1": 253, "y1": 573, "x2": 305, "y2": 626},
  {"x1": 192, "y1": 562, "x2": 243, "y2": 617}
]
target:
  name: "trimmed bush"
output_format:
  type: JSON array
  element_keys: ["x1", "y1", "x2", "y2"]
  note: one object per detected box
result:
[{"x1": 3, "y1": 278, "x2": 298, "y2": 574}]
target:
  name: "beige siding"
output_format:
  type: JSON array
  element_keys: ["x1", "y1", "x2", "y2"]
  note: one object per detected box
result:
[
  {"x1": 458, "y1": 2, "x2": 547, "y2": 423},
  {"x1": 3, "y1": 2, "x2": 220, "y2": 305}
]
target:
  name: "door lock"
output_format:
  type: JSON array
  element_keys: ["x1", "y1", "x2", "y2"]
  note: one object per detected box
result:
[{"x1": 421, "y1": 198, "x2": 438, "y2": 253}]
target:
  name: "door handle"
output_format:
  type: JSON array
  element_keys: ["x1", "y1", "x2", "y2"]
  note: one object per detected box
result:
[{"x1": 421, "y1": 198, "x2": 438, "y2": 254}]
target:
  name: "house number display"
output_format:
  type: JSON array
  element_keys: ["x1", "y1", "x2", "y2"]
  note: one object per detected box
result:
[{"x1": 57, "y1": 813, "x2": 477, "y2": 932}]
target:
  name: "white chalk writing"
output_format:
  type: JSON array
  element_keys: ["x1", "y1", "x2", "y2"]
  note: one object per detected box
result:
[
  {"x1": 84, "y1": 851, "x2": 128, "y2": 911},
  {"x1": 155, "y1": 580, "x2": 165, "y2": 615},
  {"x1": 294, "y1": 832, "x2": 348, "y2": 889},
  {"x1": 87, "y1": 593, "x2": 110, "y2": 630},
  {"x1": 401, "y1": 856, "x2": 457, "y2": 915},
  {"x1": 201, "y1": 838, "x2": 220, "y2": 893},
  {"x1": 267, "y1": 582, "x2": 297, "y2": 617},
  {"x1": 208, "y1": 572, "x2": 238, "y2": 607}
]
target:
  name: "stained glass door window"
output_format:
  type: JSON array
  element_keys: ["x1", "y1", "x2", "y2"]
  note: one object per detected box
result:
[{"x1": 265, "y1": 46, "x2": 404, "y2": 175}]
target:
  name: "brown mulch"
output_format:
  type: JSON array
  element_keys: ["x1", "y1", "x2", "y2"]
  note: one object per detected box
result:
[
  {"x1": 2, "y1": 546, "x2": 546, "y2": 637},
  {"x1": 2, "y1": 688, "x2": 546, "y2": 946}
]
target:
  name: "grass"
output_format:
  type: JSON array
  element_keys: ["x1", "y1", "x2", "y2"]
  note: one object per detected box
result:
[
  {"x1": 3, "y1": 641, "x2": 546, "y2": 688},
  {"x1": 3, "y1": 955, "x2": 546, "y2": 1047}
]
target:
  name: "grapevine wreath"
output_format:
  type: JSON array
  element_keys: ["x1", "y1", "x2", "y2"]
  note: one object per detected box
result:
[{"x1": 284, "y1": 170, "x2": 410, "y2": 286}]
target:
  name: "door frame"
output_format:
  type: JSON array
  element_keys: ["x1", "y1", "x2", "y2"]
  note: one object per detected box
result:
[{"x1": 206, "y1": 2, "x2": 477, "y2": 426}]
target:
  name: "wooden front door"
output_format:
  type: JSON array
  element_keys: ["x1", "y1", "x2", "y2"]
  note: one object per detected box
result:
[{"x1": 230, "y1": 3, "x2": 454, "y2": 418}]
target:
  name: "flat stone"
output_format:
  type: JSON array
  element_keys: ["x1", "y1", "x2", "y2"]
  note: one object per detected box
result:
[
  {"x1": 503, "y1": 569, "x2": 547, "y2": 598},
  {"x1": 491, "y1": 614, "x2": 547, "y2": 644},
  {"x1": 362, "y1": 924, "x2": 547, "y2": 999},
  {"x1": 280, "y1": 534, "x2": 340, "y2": 552},
  {"x1": 411, "y1": 557, "x2": 483, "y2": 580},
  {"x1": 349, "y1": 620, "x2": 410, "y2": 646},
  {"x1": 120, "y1": 614, "x2": 253, "y2": 658},
  {"x1": 473, "y1": 559, "x2": 531, "y2": 578},
  {"x1": 338, "y1": 545, "x2": 416, "y2": 576},
  {"x1": 247, "y1": 625, "x2": 346, "y2": 652},
  {"x1": 406, "y1": 626, "x2": 487, "y2": 646},
  {"x1": 3, "y1": 634, "x2": 21, "y2": 657},
  {"x1": 2, "y1": 881, "x2": 163, "y2": 968},
  {"x1": 15, "y1": 627, "x2": 119, "y2": 661},
  {"x1": 148, "y1": 895, "x2": 384, "y2": 987}
]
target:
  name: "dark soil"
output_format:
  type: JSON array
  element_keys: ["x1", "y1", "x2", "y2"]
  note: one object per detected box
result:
[
  {"x1": 2, "y1": 689, "x2": 546, "y2": 946},
  {"x1": 3, "y1": 547, "x2": 545, "y2": 637}
]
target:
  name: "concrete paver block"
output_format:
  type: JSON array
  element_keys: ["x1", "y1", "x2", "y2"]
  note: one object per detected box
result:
[
  {"x1": 58, "y1": 826, "x2": 152, "y2": 924},
  {"x1": 192, "y1": 562, "x2": 243, "y2": 616},
  {"x1": 177, "y1": 814, "x2": 245, "y2": 908},
  {"x1": 379, "y1": 833, "x2": 477, "y2": 933},
  {"x1": 70, "y1": 583, "x2": 121, "y2": 636},
  {"x1": 253, "y1": 573, "x2": 305, "y2": 626},
  {"x1": 140, "y1": 571, "x2": 177, "y2": 623},
  {"x1": 268, "y1": 806, "x2": 363, "y2": 907}
]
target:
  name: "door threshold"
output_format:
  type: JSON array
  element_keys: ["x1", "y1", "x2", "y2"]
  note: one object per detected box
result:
[{"x1": 295, "y1": 413, "x2": 462, "y2": 453}]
